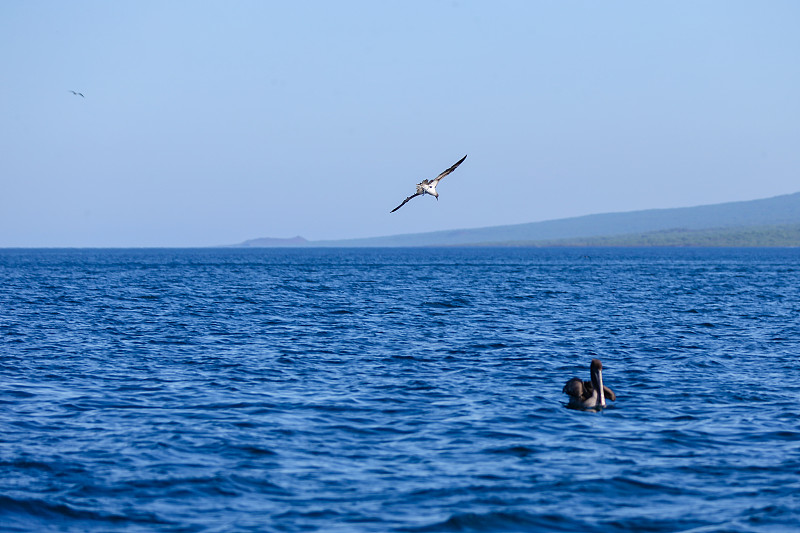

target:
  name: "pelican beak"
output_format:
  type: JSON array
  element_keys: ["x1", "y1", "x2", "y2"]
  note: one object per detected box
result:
[{"x1": 597, "y1": 369, "x2": 606, "y2": 407}]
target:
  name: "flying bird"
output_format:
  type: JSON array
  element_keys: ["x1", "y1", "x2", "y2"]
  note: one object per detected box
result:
[
  {"x1": 69, "y1": 90, "x2": 84, "y2": 98},
  {"x1": 390, "y1": 154, "x2": 467, "y2": 213},
  {"x1": 562, "y1": 359, "x2": 616, "y2": 409}
]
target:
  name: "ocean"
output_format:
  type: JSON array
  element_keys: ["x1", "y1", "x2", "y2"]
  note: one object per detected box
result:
[{"x1": 1, "y1": 247, "x2": 798, "y2": 532}]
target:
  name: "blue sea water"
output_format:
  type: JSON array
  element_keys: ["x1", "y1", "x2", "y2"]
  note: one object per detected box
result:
[{"x1": 1, "y1": 247, "x2": 799, "y2": 532}]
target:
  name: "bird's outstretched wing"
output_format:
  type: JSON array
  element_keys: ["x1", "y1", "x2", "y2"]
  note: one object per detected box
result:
[
  {"x1": 603, "y1": 386, "x2": 616, "y2": 401},
  {"x1": 391, "y1": 192, "x2": 423, "y2": 213},
  {"x1": 430, "y1": 154, "x2": 467, "y2": 186}
]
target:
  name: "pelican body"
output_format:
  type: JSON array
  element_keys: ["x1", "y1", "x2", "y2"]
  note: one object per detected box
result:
[{"x1": 562, "y1": 359, "x2": 616, "y2": 409}]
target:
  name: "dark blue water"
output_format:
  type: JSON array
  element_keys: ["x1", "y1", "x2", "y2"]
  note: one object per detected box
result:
[{"x1": 1, "y1": 247, "x2": 799, "y2": 532}]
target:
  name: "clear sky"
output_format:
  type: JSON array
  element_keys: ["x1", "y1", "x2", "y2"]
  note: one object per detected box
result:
[{"x1": 2, "y1": 1, "x2": 799, "y2": 247}]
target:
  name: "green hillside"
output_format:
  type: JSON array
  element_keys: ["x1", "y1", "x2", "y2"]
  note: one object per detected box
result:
[
  {"x1": 316, "y1": 191, "x2": 800, "y2": 247},
  {"x1": 238, "y1": 191, "x2": 800, "y2": 247},
  {"x1": 484, "y1": 223, "x2": 800, "y2": 247}
]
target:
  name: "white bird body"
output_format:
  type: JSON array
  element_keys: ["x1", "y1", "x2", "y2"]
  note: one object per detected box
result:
[{"x1": 420, "y1": 181, "x2": 438, "y2": 198}]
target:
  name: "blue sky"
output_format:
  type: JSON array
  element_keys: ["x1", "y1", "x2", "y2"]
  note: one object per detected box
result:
[{"x1": 2, "y1": 1, "x2": 799, "y2": 247}]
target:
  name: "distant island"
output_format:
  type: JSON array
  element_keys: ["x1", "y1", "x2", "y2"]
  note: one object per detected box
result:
[
  {"x1": 238, "y1": 236, "x2": 309, "y2": 247},
  {"x1": 235, "y1": 191, "x2": 800, "y2": 248},
  {"x1": 484, "y1": 223, "x2": 800, "y2": 247}
]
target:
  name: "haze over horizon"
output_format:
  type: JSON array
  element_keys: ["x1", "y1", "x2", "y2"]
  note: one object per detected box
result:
[{"x1": 2, "y1": 1, "x2": 799, "y2": 248}]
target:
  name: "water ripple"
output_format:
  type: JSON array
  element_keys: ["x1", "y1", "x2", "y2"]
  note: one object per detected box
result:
[{"x1": 1, "y1": 248, "x2": 799, "y2": 532}]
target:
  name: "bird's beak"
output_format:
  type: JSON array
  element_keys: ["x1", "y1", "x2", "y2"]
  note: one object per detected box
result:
[{"x1": 592, "y1": 368, "x2": 606, "y2": 407}]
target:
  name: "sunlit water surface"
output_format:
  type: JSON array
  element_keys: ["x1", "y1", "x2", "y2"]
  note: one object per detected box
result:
[{"x1": 1, "y1": 248, "x2": 798, "y2": 532}]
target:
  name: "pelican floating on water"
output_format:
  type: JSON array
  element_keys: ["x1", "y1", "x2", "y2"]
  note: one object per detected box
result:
[
  {"x1": 562, "y1": 359, "x2": 616, "y2": 409},
  {"x1": 390, "y1": 154, "x2": 467, "y2": 213}
]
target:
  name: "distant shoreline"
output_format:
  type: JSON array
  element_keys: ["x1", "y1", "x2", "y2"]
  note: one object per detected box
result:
[{"x1": 235, "y1": 191, "x2": 800, "y2": 248}]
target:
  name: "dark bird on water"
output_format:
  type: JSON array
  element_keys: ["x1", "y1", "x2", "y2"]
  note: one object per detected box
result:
[
  {"x1": 390, "y1": 154, "x2": 467, "y2": 213},
  {"x1": 69, "y1": 90, "x2": 84, "y2": 98},
  {"x1": 562, "y1": 359, "x2": 616, "y2": 409}
]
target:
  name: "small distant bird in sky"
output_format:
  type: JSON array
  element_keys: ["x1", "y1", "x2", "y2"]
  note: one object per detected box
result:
[
  {"x1": 69, "y1": 90, "x2": 84, "y2": 98},
  {"x1": 390, "y1": 154, "x2": 467, "y2": 213}
]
